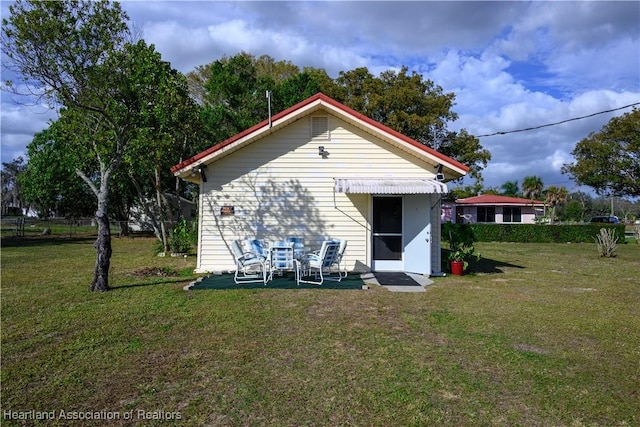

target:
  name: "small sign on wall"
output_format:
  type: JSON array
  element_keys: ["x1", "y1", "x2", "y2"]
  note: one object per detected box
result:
[{"x1": 220, "y1": 206, "x2": 235, "y2": 216}]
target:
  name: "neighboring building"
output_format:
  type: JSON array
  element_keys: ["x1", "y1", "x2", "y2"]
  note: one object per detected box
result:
[
  {"x1": 447, "y1": 194, "x2": 545, "y2": 224},
  {"x1": 128, "y1": 194, "x2": 196, "y2": 232},
  {"x1": 172, "y1": 93, "x2": 468, "y2": 275}
]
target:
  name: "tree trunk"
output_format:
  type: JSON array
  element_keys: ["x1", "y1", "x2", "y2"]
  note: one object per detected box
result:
[
  {"x1": 90, "y1": 209, "x2": 112, "y2": 292},
  {"x1": 155, "y1": 167, "x2": 169, "y2": 253}
]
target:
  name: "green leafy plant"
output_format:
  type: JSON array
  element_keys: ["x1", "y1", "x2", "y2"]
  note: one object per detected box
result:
[
  {"x1": 448, "y1": 244, "x2": 479, "y2": 270},
  {"x1": 446, "y1": 223, "x2": 480, "y2": 270},
  {"x1": 169, "y1": 219, "x2": 195, "y2": 254}
]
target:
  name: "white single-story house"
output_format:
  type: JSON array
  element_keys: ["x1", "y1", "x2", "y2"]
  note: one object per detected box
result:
[
  {"x1": 172, "y1": 93, "x2": 468, "y2": 275},
  {"x1": 446, "y1": 194, "x2": 545, "y2": 224}
]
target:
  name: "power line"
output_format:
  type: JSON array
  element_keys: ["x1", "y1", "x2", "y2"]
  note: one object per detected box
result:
[{"x1": 476, "y1": 102, "x2": 640, "y2": 138}]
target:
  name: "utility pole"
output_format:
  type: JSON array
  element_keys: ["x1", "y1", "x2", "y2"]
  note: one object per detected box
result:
[
  {"x1": 266, "y1": 91, "x2": 272, "y2": 128},
  {"x1": 610, "y1": 195, "x2": 614, "y2": 216}
]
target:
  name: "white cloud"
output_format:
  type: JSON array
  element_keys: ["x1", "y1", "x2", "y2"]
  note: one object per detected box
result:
[
  {"x1": 0, "y1": 100, "x2": 57, "y2": 163},
  {"x1": 545, "y1": 37, "x2": 640, "y2": 93},
  {"x1": 141, "y1": 20, "x2": 220, "y2": 73}
]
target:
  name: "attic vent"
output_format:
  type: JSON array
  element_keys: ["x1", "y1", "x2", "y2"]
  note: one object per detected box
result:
[{"x1": 311, "y1": 116, "x2": 329, "y2": 140}]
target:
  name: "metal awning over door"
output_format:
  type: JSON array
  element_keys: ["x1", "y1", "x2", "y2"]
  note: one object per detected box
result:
[{"x1": 334, "y1": 178, "x2": 448, "y2": 194}]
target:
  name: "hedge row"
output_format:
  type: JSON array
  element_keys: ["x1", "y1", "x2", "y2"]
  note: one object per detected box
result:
[{"x1": 442, "y1": 222, "x2": 626, "y2": 244}]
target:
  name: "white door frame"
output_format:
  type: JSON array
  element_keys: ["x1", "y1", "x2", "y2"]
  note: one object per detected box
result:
[{"x1": 371, "y1": 196, "x2": 403, "y2": 271}]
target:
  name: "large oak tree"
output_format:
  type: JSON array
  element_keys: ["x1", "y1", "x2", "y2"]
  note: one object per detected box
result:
[
  {"x1": 3, "y1": 0, "x2": 199, "y2": 291},
  {"x1": 562, "y1": 108, "x2": 640, "y2": 198}
]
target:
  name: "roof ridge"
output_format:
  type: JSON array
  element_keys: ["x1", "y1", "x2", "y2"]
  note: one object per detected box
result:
[{"x1": 172, "y1": 92, "x2": 469, "y2": 175}]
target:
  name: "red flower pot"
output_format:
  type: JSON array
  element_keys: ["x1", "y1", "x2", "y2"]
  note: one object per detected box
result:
[{"x1": 450, "y1": 260, "x2": 464, "y2": 276}]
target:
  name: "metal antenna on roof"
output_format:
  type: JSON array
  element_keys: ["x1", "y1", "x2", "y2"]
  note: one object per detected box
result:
[{"x1": 266, "y1": 90, "x2": 272, "y2": 128}]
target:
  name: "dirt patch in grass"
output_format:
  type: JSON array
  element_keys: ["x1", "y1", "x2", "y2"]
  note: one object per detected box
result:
[
  {"x1": 128, "y1": 266, "x2": 178, "y2": 277},
  {"x1": 513, "y1": 343, "x2": 551, "y2": 355}
]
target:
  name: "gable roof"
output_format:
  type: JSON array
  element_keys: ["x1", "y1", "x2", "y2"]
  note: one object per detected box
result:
[
  {"x1": 456, "y1": 194, "x2": 545, "y2": 206},
  {"x1": 171, "y1": 92, "x2": 470, "y2": 178}
]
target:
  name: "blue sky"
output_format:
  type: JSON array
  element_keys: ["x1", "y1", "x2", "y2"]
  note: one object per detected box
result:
[{"x1": 2, "y1": 1, "x2": 639, "y2": 193}]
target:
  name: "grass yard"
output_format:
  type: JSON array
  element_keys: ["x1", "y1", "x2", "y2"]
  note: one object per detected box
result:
[{"x1": 1, "y1": 235, "x2": 639, "y2": 426}]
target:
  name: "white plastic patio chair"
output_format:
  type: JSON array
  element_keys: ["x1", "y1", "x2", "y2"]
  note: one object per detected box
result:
[
  {"x1": 296, "y1": 240, "x2": 342, "y2": 285},
  {"x1": 231, "y1": 239, "x2": 269, "y2": 285}
]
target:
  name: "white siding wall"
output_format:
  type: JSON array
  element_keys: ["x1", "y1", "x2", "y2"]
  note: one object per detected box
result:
[
  {"x1": 196, "y1": 114, "x2": 439, "y2": 273},
  {"x1": 456, "y1": 206, "x2": 540, "y2": 224},
  {"x1": 430, "y1": 195, "x2": 443, "y2": 274}
]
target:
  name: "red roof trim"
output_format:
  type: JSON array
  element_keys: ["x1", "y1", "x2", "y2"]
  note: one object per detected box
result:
[
  {"x1": 456, "y1": 195, "x2": 545, "y2": 205},
  {"x1": 171, "y1": 92, "x2": 470, "y2": 174}
]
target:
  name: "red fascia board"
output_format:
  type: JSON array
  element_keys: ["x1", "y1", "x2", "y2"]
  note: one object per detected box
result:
[{"x1": 171, "y1": 92, "x2": 470, "y2": 174}]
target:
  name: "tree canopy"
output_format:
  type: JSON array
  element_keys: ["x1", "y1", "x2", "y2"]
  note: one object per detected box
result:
[
  {"x1": 562, "y1": 108, "x2": 640, "y2": 197},
  {"x1": 196, "y1": 52, "x2": 321, "y2": 144},
  {"x1": 20, "y1": 124, "x2": 96, "y2": 218}
]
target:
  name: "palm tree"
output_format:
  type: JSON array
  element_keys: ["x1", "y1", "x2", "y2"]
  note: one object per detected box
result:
[
  {"x1": 545, "y1": 185, "x2": 569, "y2": 224},
  {"x1": 501, "y1": 180, "x2": 519, "y2": 197},
  {"x1": 522, "y1": 175, "x2": 544, "y2": 201}
]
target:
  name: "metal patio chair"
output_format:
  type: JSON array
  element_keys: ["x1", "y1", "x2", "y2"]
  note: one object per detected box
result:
[
  {"x1": 296, "y1": 240, "x2": 342, "y2": 286},
  {"x1": 231, "y1": 239, "x2": 269, "y2": 285}
]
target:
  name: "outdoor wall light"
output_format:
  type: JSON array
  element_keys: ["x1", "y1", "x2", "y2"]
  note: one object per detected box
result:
[
  {"x1": 318, "y1": 146, "x2": 330, "y2": 158},
  {"x1": 435, "y1": 164, "x2": 445, "y2": 182},
  {"x1": 191, "y1": 165, "x2": 207, "y2": 182}
]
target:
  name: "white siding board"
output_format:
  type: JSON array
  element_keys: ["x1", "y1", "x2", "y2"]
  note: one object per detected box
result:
[
  {"x1": 196, "y1": 114, "x2": 441, "y2": 273},
  {"x1": 430, "y1": 195, "x2": 443, "y2": 274}
]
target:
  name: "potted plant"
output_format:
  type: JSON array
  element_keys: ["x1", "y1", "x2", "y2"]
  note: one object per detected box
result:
[{"x1": 446, "y1": 223, "x2": 480, "y2": 275}]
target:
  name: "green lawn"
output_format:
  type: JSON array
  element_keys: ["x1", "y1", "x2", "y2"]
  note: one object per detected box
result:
[{"x1": 1, "y1": 235, "x2": 639, "y2": 426}]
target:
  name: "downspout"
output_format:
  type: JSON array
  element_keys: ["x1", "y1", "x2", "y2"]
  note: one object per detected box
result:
[{"x1": 332, "y1": 179, "x2": 370, "y2": 229}]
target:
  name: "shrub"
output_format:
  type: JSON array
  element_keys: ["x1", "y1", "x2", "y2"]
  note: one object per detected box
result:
[
  {"x1": 594, "y1": 227, "x2": 618, "y2": 257},
  {"x1": 169, "y1": 219, "x2": 196, "y2": 254},
  {"x1": 446, "y1": 223, "x2": 626, "y2": 243}
]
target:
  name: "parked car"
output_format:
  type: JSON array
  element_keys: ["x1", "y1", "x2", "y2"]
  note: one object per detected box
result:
[{"x1": 589, "y1": 216, "x2": 620, "y2": 224}]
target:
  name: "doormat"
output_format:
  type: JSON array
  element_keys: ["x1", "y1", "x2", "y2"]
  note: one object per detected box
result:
[{"x1": 374, "y1": 272, "x2": 422, "y2": 286}]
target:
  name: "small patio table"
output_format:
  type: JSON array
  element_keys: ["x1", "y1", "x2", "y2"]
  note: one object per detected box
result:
[{"x1": 268, "y1": 241, "x2": 296, "y2": 280}]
